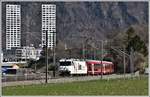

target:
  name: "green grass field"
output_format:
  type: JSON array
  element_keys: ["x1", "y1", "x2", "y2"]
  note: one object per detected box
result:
[{"x1": 2, "y1": 76, "x2": 148, "y2": 96}]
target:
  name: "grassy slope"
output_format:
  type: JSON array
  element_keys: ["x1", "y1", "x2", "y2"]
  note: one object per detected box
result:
[{"x1": 2, "y1": 76, "x2": 148, "y2": 96}]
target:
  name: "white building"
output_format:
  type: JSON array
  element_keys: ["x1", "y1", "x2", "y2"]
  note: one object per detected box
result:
[
  {"x1": 6, "y1": 4, "x2": 21, "y2": 50},
  {"x1": 42, "y1": 4, "x2": 56, "y2": 49},
  {"x1": 16, "y1": 46, "x2": 42, "y2": 61},
  {"x1": 1, "y1": 53, "x2": 3, "y2": 63}
]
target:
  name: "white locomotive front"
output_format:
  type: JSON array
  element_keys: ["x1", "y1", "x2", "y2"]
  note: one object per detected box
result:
[{"x1": 59, "y1": 59, "x2": 87, "y2": 75}]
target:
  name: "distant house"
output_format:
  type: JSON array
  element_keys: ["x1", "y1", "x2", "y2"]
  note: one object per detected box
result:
[{"x1": 16, "y1": 46, "x2": 42, "y2": 61}]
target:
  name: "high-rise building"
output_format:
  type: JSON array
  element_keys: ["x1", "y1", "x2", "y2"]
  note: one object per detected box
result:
[
  {"x1": 42, "y1": 4, "x2": 56, "y2": 49},
  {"x1": 6, "y1": 4, "x2": 21, "y2": 50}
]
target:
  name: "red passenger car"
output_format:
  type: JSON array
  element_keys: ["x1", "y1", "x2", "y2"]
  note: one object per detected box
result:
[{"x1": 86, "y1": 60, "x2": 114, "y2": 75}]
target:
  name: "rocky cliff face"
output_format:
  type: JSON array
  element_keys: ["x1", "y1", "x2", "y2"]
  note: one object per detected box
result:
[{"x1": 2, "y1": 2, "x2": 148, "y2": 49}]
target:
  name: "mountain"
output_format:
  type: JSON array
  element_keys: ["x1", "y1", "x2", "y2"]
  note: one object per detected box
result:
[{"x1": 2, "y1": 2, "x2": 148, "y2": 49}]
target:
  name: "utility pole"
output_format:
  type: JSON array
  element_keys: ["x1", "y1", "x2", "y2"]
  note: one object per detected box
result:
[
  {"x1": 82, "y1": 36, "x2": 85, "y2": 60},
  {"x1": 45, "y1": 30, "x2": 48, "y2": 83},
  {"x1": 93, "y1": 46, "x2": 96, "y2": 60},
  {"x1": 53, "y1": 32, "x2": 56, "y2": 77},
  {"x1": 83, "y1": 39, "x2": 85, "y2": 60},
  {"x1": 25, "y1": 32, "x2": 28, "y2": 75},
  {"x1": 111, "y1": 46, "x2": 133, "y2": 77},
  {"x1": 91, "y1": 42, "x2": 96, "y2": 60},
  {"x1": 130, "y1": 47, "x2": 134, "y2": 76},
  {"x1": 25, "y1": 47, "x2": 28, "y2": 76},
  {"x1": 123, "y1": 46, "x2": 126, "y2": 78},
  {"x1": 101, "y1": 40, "x2": 103, "y2": 79},
  {"x1": 25, "y1": 47, "x2": 27, "y2": 66}
]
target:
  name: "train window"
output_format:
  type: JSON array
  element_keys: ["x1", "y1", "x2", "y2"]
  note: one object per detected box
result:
[
  {"x1": 60, "y1": 61, "x2": 71, "y2": 66},
  {"x1": 78, "y1": 65, "x2": 82, "y2": 70},
  {"x1": 94, "y1": 64, "x2": 101, "y2": 68},
  {"x1": 88, "y1": 66, "x2": 92, "y2": 70},
  {"x1": 105, "y1": 64, "x2": 108, "y2": 66}
]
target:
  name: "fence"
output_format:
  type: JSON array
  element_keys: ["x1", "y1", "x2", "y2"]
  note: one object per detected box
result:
[{"x1": 2, "y1": 71, "x2": 59, "y2": 82}]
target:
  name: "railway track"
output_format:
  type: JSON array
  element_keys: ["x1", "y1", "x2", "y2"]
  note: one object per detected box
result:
[{"x1": 2, "y1": 74, "x2": 139, "y2": 87}]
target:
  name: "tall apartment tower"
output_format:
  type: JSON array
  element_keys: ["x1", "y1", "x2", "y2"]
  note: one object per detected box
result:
[
  {"x1": 42, "y1": 4, "x2": 56, "y2": 49},
  {"x1": 6, "y1": 4, "x2": 21, "y2": 50}
]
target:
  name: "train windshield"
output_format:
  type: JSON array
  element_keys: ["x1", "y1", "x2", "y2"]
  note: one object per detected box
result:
[{"x1": 60, "y1": 61, "x2": 71, "y2": 66}]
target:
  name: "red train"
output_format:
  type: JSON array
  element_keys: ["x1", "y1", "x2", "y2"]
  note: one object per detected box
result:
[{"x1": 86, "y1": 60, "x2": 114, "y2": 75}]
